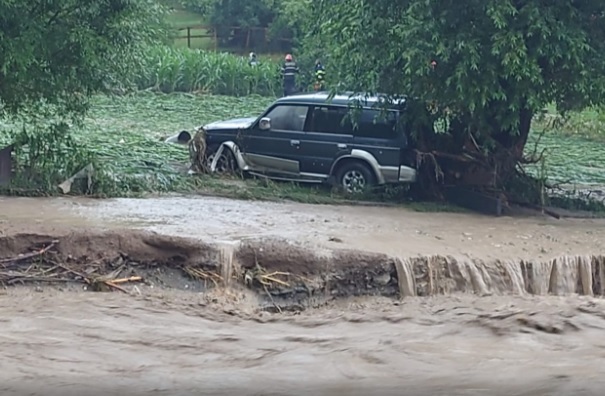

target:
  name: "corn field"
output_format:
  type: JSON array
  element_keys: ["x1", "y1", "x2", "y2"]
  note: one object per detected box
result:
[{"x1": 134, "y1": 46, "x2": 282, "y2": 96}]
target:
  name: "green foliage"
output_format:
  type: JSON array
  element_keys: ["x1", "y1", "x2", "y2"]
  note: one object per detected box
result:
[
  {"x1": 179, "y1": 0, "x2": 310, "y2": 51},
  {"x1": 133, "y1": 46, "x2": 282, "y2": 95},
  {"x1": 3, "y1": 93, "x2": 604, "y2": 200},
  {"x1": 312, "y1": 0, "x2": 605, "y2": 149},
  {"x1": 0, "y1": 0, "x2": 178, "y2": 196},
  {"x1": 267, "y1": 0, "x2": 312, "y2": 47},
  {"x1": 533, "y1": 104, "x2": 605, "y2": 142},
  {"x1": 0, "y1": 0, "x2": 169, "y2": 117},
  {"x1": 0, "y1": 93, "x2": 275, "y2": 196},
  {"x1": 7, "y1": 122, "x2": 95, "y2": 194}
]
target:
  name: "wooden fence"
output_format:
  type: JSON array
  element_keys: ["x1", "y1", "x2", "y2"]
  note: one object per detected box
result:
[{"x1": 174, "y1": 25, "x2": 292, "y2": 52}]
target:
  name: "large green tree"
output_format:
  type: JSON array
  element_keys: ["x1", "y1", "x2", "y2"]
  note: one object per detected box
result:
[
  {"x1": 311, "y1": 0, "x2": 605, "y2": 197},
  {"x1": 0, "y1": 0, "x2": 167, "y2": 194},
  {"x1": 0, "y1": 0, "x2": 166, "y2": 117}
]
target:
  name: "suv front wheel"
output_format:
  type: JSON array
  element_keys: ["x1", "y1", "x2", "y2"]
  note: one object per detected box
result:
[
  {"x1": 335, "y1": 161, "x2": 376, "y2": 194},
  {"x1": 206, "y1": 145, "x2": 237, "y2": 175}
]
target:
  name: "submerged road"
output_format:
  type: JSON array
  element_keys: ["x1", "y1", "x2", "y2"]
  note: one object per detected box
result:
[{"x1": 1, "y1": 195, "x2": 604, "y2": 260}]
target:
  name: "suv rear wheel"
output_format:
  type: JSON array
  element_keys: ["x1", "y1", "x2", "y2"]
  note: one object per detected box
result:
[{"x1": 335, "y1": 161, "x2": 376, "y2": 194}]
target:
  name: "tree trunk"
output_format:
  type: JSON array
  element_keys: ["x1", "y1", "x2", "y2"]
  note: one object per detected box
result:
[{"x1": 410, "y1": 105, "x2": 535, "y2": 201}]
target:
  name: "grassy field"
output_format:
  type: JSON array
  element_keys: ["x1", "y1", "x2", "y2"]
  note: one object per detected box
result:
[
  {"x1": 527, "y1": 105, "x2": 605, "y2": 186},
  {"x1": 525, "y1": 132, "x2": 605, "y2": 186},
  {"x1": 533, "y1": 105, "x2": 605, "y2": 143},
  {"x1": 1, "y1": 93, "x2": 604, "y2": 210}
]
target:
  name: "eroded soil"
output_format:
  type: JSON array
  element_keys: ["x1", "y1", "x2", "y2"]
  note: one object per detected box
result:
[{"x1": 2, "y1": 196, "x2": 605, "y2": 394}]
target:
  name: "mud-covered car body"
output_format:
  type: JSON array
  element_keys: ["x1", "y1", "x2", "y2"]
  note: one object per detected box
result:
[{"x1": 172, "y1": 92, "x2": 418, "y2": 192}]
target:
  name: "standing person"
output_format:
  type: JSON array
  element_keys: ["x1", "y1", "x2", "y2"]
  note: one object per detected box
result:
[
  {"x1": 280, "y1": 53, "x2": 299, "y2": 97},
  {"x1": 314, "y1": 59, "x2": 326, "y2": 91},
  {"x1": 248, "y1": 52, "x2": 259, "y2": 67}
]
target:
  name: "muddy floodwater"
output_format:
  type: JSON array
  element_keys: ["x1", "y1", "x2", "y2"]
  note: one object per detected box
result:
[
  {"x1": 2, "y1": 290, "x2": 605, "y2": 395},
  {"x1": 2, "y1": 195, "x2": 605, "y2": 260},
  {"x1": 2, "y1": 196, "x2": 605, "y2": 395}
]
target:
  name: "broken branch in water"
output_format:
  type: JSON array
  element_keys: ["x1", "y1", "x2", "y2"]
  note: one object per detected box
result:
[
  {"x1": 258, "y1": 274, "x2": 291, "y2": 287},
  {"x1": 54, "y1": 262, "x2": 90, "y2": 283},
  {"x1": 0, "y1": 240, "x2": 59, "y2": 265},
  {"x1": 263, "y1": 283, "x2": 282, "y2": 313},
  {"x1": 0, "y1": 239, "x2": 148, "y2": 292},
  {"x1": 183, "y1": 266, "x2": 224, "y2": 287},
  {"x1": 243, "y1": 264, "x2": 297, "y2": 289},
  {"x1": 88, "y1": 275, "x2": 144, "y2": 293},
  {"x1": 110, "y1": 276, "x2": 143, "y2": 284},
  {"x1": 103, "y1": 281, "x2": 129, "y2": 293},
  {"x1": 7, "y1": 277, "x2": 79, "y2": 285}
]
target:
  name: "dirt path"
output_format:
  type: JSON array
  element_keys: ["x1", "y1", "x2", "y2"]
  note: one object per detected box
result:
[{"x1": 2, "y1": 195, "x2": 605, "y2": 260}]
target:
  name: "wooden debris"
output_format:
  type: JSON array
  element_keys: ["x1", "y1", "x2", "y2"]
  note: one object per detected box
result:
[
  {"x1": 103, "y1": 281, "x2": 129, "y2": 293},
  {"x1": 110, "y1": 276, "x2": 143, "y2": 285},
  {"x1": 0, "y1": 240, "x2": 147, "y2": 293},
  {"x1": 0, "y1": 240, "x2": 59, "y2": 265},
  {"x1": 183, "y1": 266, "x2": 223, "y2": 287}
]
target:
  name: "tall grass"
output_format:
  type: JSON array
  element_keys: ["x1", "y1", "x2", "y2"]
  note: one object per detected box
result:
[{"x1": 134, "y1": 46, "x2": 282, "y2": 96}]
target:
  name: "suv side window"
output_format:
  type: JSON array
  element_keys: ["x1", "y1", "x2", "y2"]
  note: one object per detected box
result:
[
  {"x1": 264, "y1": 105, "x2": 309, "y2": 132},
  {"x1": 307, "y1": 105, "x2": 349, "y2": 134},
  {"x1": 347, "y1": 109, "x2": 399, "y2": 140}
]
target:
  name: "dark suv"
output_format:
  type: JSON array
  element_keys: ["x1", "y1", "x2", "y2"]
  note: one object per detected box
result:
[{"x1": 174, "y1": 92, "x2": 418, "y2": 193}]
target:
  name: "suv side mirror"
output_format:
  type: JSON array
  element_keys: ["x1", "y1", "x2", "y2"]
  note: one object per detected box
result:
[{"x1": 259, "y1": 117, "x2": 271, "y2": 130}]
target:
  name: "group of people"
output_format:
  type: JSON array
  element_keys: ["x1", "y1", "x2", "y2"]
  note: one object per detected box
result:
[{"x1": 248, "y1": 52, "x2": 326, "y2": 97}]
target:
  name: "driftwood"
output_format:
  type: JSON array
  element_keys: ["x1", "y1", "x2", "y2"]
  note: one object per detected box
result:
[
  {"x1": 0, "y1": 240, "x2": 143, "y2": 292},
  {"x1": 0, "y1": 240, "x2": 59, "y2": 265}
]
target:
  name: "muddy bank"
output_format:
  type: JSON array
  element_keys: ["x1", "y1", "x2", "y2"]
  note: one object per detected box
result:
[
  {"x1": 3, "y1": 231, "x2": 605, "y2": 395},
  {"x1": 1, "y1": 231, "x2": 604, "y2": 312}
]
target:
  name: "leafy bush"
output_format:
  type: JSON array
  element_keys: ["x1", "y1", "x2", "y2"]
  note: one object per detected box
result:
[{"x1": 6, "y1": 122, "x2": 96, "y2": 195}]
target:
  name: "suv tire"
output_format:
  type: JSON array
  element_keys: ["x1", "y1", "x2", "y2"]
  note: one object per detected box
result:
[
  {"x1": 207, "y1": 145, "x2": 237, "y2": 175},
  {"x1": 335, "y1": 161, "x2": 376, "y2": 194}
]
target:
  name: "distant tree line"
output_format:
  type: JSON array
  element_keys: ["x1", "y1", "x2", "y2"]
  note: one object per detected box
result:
[{"x1": 179, "y1": 0, "x2": 311, "y2": 52}]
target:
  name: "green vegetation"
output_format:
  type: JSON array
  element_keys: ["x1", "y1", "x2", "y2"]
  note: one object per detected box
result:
[
  {"x1": 0, "y1": 0, "x2": 166, "y2": 116},
  {"x1": 165, "y1": 7, "x2": 213, "y2": 50},
  {"x1": 2, "y1": 93, "x2": 604, "y2": 207},
  {"x1": 1, "y1": 0, "x2": 605, "y2": 214},
  {"x1": 524, "y1": 132, "x2": 605, "y2": 185},
  {"x1": 178, "y1": 0, "x2": 309, "y2": 52},
  {"x1": 534, "y1": 105, "x2": 605, "y2": 142},
  {"x1": 133, "y1": 46, "x2": 282, "y2": 95},
  {"x1": 0, "y1": 93, "x2": 270, "y2": 196},
  {"x1": 0, "y1": 92, "x2": 463, "y2": 210},
  {"x1": 310, "y1": 0, "x2": 605, "y2": 206}
]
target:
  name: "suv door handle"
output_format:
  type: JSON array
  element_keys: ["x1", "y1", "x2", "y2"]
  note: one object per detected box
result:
[
  {"x1": 337, "y1": 143, "x2": 347, "y2": 149},
  {"x1": 290, "y1": 140, "x2": 300, "y2": 146}
]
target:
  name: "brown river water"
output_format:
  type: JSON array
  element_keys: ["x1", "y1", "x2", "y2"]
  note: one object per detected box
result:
[
  {"x1": 1, "y1": 196, "x2": 605, "y2": 395},
  {"x1": 2, "y1": 290, "x2": 605, "y2": 395}
]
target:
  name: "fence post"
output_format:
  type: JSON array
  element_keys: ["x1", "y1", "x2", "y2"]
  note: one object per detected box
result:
[
  {"x1": 245, "y1": 28, "x2": 251, "y2": 53},
  {"x1": 0, "y1": 144, "x2": 13, "y2": 186},
  {"x1": 187, "y1": 27, "x2": 191, "y2": 48}
]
